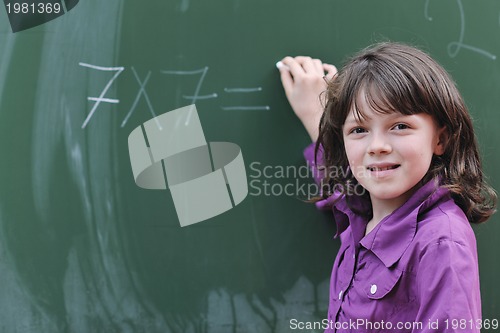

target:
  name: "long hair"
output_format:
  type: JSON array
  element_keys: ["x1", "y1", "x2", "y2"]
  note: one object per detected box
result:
[{"x1": 316, "y1": 42, "x2": 496, "y2": 224}]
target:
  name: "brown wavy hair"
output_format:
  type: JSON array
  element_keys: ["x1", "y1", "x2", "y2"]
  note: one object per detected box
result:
[{"x1": 315, "y1": 42, "x2": 497, "y2": 224}]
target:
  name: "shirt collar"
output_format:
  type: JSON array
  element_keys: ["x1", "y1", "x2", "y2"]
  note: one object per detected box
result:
[{"x1": 332, "y1": 177, "x2": 450, "y2": 267}]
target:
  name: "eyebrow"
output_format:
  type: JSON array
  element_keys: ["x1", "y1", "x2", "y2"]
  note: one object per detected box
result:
[
  {"x1": 344, "y1": 118, "x2": 361, "y2": 125},
  {"x1": 344, "y1": 114, "x2": 369, "y2": 125},
  {"x1": 344, "y1": 112, "x2": 406, "y2": 125}
]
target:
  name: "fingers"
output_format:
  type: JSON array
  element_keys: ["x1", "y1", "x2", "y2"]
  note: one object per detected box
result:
[
  {"x1": 291, "y1": 56, "x2": 322, "y2": 75},
  {"x1": 280, "y1": 56, "x2": 304, "y2": 77},
  {"x1": 323, "y1": 63, "x2": 338, "y2": 81},
  {"x1": 279, "y1": 65, "x2": 294, "y2": 95},
  {"x1": 312, "y1": 59, "x2": 324, "y2": 75},
  {"x1": 279, "y1": 56, "x2": 337, "y2": 79},
  {"x1": 296, "y1": 56, "x2": 317, "y2": 73}
]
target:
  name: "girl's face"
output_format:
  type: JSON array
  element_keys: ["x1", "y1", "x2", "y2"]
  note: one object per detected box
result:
[{"x1": 342, "y1": 93, "x2": 446, "y2": 207}]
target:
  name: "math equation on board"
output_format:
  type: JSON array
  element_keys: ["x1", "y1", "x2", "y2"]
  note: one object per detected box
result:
[
  {"x1": 78, "y1": 63, "x2": 270, "y2": 129},
  {"x1": 77, "y1": 0, "x2": 500, "y2": 130}
]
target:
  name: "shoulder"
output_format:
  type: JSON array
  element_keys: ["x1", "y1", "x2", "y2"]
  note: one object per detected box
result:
[
  {"x1": 400, "y1": 196, "x2": 479, "y2": 271},
  {"x1": 416, "y1": 196, "x2": 477, "y2": 249}
]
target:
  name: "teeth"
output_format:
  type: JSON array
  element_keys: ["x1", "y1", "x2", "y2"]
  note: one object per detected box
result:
[{"x1": 369, "y1": 165, "x2": 399, "y2": 171}]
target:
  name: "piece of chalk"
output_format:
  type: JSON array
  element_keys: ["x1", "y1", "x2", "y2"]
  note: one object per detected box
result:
[{"x1": 276, "y1": 61, "x2": 290, "y2": 71}]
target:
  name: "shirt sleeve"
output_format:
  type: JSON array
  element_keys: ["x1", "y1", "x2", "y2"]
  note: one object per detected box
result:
[
  {"x1": 303, "y1": 142, "x2": 339, "y2": 211},
  {"x1": 414, "y1": 240, "x2": 482, "y2": 333},
  {"x1": 303, "y1": 142, "x2": 323, "y2": 184}
]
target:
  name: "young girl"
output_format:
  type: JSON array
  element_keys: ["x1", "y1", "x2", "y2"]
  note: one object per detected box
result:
[{"x1": 278, "y1": 42, "x2": 497, "y2": 332}]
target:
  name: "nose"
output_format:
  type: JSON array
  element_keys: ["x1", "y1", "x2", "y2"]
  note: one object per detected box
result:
[{"x1": 367, "y1": 132, "x2": 392, "y2": 155}]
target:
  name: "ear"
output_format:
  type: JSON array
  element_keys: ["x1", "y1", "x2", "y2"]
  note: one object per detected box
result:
[{"x1": 434, "y1": 126, "x2": 448, "y2": 156}]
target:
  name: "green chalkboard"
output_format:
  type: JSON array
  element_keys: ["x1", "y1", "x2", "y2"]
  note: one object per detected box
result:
[{"x1": 0, "y1": 0, "x2": 499, "y2": 332}]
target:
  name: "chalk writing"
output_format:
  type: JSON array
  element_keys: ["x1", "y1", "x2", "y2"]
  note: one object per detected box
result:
[
  {"x1": 224, "y1": 87, "x2": 262, "y2": 93},
  {"x1": 425, "y1": 0, "x2": 496, "y2": 60},
  {"x1": 221, "y1": 106, "x2": 270, "y2": 111},
  {"x1": 121, "y1": 67, "x2": 162, "y2": 129},
  {"x1": 222, "y1": 86, "x2": 270, "y2": 111},
  {"x1": 161, "y1": 67, "x2": 217, "y2": 125},
  {"x1": 79, "y1": 64, "x2": 271, "y2": 129},
  {"x1": 161, "y1": 67, "x2": 218, "y2": 104},
  {"x1": 78, "y1": 63, "x2": 125, "y2": 129}
]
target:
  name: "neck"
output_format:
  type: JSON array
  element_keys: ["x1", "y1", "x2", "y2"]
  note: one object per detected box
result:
[
  {"x1": 370, "y1": 196, "x2": 406, "y2": 224},
  {"x1": 366, "y1": 186, "x2": 419, "y2": 235}
]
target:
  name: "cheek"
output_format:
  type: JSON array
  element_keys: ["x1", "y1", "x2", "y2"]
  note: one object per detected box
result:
[
  {"x1": 404, "y1": 145, "x2": 434, "y2": 171},
  {"x1": 344, "y1": 141, "x2": 362, "y2": 166}
]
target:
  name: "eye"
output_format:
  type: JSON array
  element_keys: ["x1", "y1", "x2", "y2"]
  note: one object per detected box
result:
[
  {"x1": 392, "y1": 123, "x2": 409, "y2": 130},
  {"x1": 349, "y1": 127, "x2": 366, "y2": 134}
]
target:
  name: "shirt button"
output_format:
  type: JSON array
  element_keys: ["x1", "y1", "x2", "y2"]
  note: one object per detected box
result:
[
  {"x1": 338, "y1": 290, "x2": 343, "y2": 300},
  {"x1": 370, "y1": 284, "x2": 377, "y2": 295}
]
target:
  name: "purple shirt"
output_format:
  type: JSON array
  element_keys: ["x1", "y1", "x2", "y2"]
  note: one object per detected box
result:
[{"x1": 304, "y1": 143, "x2": 481, "y2": 333}]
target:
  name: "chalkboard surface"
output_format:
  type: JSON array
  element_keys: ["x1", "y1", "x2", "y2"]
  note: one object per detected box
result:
[{"x1": 0, "y1": 0, "x2": 499, "y2": 332}]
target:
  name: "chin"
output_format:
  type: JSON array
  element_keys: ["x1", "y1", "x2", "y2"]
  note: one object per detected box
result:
[{"x1": 367, "y1": 187, "x2": 409, "y2": 201}]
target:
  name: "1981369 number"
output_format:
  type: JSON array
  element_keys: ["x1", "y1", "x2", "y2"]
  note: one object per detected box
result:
[
  {"x1": 444, "y1": 319, "x2": 499, "y2": 330},
  {"x1": 5, "y1": 2, "x2": 62, "y2": 14}
]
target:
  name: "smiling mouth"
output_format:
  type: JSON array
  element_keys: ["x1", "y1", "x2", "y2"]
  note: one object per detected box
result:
[{"x1": 367, "y1": 165, "x2": 400, "y2": 172}]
